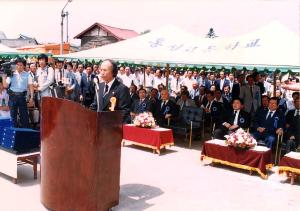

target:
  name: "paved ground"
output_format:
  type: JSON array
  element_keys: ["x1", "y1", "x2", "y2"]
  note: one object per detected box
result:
[{"x1": 1, "y1": 139, "x2": 300, "y2": 211}]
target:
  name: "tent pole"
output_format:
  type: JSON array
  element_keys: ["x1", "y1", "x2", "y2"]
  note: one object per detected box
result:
[
  {"x1": 273, "y1": 69, "x2": 277, "y2": 97},
  {"x1": 166, "y1": 64, "x2": 170, "y2": 90},
  {"x1": 143, "y1": 67, "x2": 146, "y2": 88}
]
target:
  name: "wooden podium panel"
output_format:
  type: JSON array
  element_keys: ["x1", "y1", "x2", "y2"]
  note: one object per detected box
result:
[{"x1": 40, "y1": 97, "x2": 123, "y2": 211}]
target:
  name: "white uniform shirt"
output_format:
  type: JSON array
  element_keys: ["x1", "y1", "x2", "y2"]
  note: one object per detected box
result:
[{"x1": 0, "y1": 89, "x2": 10, "y2": 118}]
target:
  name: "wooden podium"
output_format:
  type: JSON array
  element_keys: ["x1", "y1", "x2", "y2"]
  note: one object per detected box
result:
[{"x1": 40, "y1": 97, "x2": 123, "y2": 211}]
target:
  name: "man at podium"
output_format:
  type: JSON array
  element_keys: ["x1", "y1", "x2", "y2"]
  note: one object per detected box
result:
[{"x1": 91, "y1": 59, "x2": 131, "y2": 123}]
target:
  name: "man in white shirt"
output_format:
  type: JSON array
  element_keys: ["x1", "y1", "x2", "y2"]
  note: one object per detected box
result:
[
  {"x1": 153, "y1": 69, "x2": 166, "y2": 89},
  {"x1": 34, "y1": 54, "x2": 55, "y2": 98},
  {"x1": 0, "y1": 80, "x2": 10, "y2": 118},
  {"x1": 170, "y1": 71, "x2": 182, "y2": 98},
  {"x1": 120, "y1": 66, "x2": 134, "y2": 88},
  {"x1": 182, "y1": 70, "x2": 196, "y2": 91},
  {"x1": 140, "y1": 66, "x2": 154, "y2": 91}
]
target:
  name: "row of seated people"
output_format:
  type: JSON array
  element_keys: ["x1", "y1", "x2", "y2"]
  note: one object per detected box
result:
[
  {"x1": 130, "y1": 86, "x2": 300, "y2": 153},
  {"x1": 213, "y1": 95, "x2": 300, "y2": 153}
]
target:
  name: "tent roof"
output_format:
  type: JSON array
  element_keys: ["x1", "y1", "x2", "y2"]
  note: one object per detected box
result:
[
  {"x1": 0, "y1": 43, "x2": 18, "y2": 53},
  {"x1": 58, "y1": 22, "x2": 299, "y2": 70}
]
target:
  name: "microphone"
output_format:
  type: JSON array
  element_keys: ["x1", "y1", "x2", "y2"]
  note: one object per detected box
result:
[{"x1": 93, "y1": 76, "x2": 99, "y2": 91}]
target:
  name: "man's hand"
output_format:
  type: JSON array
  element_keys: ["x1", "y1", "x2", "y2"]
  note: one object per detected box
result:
[
  {"x1": 223, "y1": 123, "x2": 231, "y2": 128},
  {"x1": 79, "y1": 95, "x2": 83, "y2": 101},
  {"x1": 204, "y1": 108, "x2": 210, "y2": 113},
  {"x1": 130, "y1": 112, "x2": 136, "y2": 118},
  {"x1": 165, "y1": 114, "x2": 172, "y2": 119},
  {"x1": 257, "y1": 127, "x2": 265, "y2": 133},
  {"x1": 290, "y1": 136, "x2": 295, "y2": 140},
  {"x1": 28, "y1": 98, "x2": 34, "y2": 108},
  {"x1": 276, "y1": 128, "x2": 283, "y2": 136},
  {"x1": 229, "y1": 125, "x2": 239, "y2": 131}
]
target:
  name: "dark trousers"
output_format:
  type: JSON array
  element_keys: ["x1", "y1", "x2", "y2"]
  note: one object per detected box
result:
[
  {"x1": 252, "y1": 131, "x2": 276, "y2": 149},
  {"x1": 8, "y1": 95, "x2": 30, "y2": 128},
  {"x1": 213, "y1": 126, "x2": 228, "y2": 140}
]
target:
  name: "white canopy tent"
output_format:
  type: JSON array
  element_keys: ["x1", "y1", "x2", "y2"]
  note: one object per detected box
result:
[
  {"x1": 0, "y1": 43, "x2": 19, "y2": 53},
  {"x1": 57, "y1": 21, "x2": 299, "y2": 71}
]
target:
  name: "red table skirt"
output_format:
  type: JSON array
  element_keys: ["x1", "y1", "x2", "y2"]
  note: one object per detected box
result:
[
  {"x1": 279, "y1": 153, "x2": 300, "y2": 175},
  {"x1": 123, "y1": 124, "x2": 174, "y2": 150},
  {"x1": 201, "y1": 140, "x2": 273, "y2": 179}
]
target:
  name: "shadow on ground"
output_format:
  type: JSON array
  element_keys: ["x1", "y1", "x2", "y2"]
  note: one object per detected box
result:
[{"x1": 116, "y1": 183, "x2": 164, "y2": 211}]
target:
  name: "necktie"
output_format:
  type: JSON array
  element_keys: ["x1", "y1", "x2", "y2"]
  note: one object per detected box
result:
[
  {"x1": 104, "y1": 84, "x2": 109, "y2": 94},
  {"x1": 250, "y1": 86, "x2": 253, "y2": 98},
  {"x1": 266, "y1": 111, "x2": 273, "y2": 120},
  {"x1": 206, "y1": 102, "x2": 211, "y2": 109},
  {"x1": 59, "y1": 70, "x2": 62, "y2": 81},
  {"x1": 176, "y1": 79, "x2": 179, "y2": 89}
]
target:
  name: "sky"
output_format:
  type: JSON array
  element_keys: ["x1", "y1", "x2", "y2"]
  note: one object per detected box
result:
[{"x1": 0, "y1": 0, "x2": 298, "y2": 46}]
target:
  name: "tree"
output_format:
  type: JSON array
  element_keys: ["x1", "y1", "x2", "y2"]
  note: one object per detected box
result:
[{"x1": 206, "y1": 28, "x2": 218, "y2": 38}]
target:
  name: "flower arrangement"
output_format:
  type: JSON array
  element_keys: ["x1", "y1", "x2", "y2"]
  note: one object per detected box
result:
[
  {"x1": 224, "y1": 128, "x2": 257, "y2": 150},
  {"x1": 133, "y1": 112, "x2": 156, "y2": 128}
]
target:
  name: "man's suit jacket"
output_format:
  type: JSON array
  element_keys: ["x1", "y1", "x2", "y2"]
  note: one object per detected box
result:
[
  {"x1": 285, "y1": 109, "x2": 300, "y2": 140},
  {"x1": 223, "y1": 110, "x2": 250, "y2": 129},
  {"x1": 154, "y1": 100, "x2": 179, "y2": 125},
  {"x1": 93, "y1": 79, "x2": 131, "y2": 123},
  {"x1": 222, "y1": 93, "x2": 232, "y2": 104},
  {"x1": 130, "y1": 92, "x2": 139, "y2": 103},
  {"x1": 131, "y1": 98, "x2": 152, "y2": 114},
  {"x1": 254, "y1": 109, "x2": 285, "y2": 135},
  {"x1": 239, "y1": 84, "x2": 261, "y2": 113},
  {"x1": 203, "y1": 100, "x2": 223, "y2": 126},
  {"x1": 80, "y1": 73, "x2": 96, "y2": 100},
  {"x1": 216, "y1": 79, "x2": 230, "y2": 91},
  {"x1": 232, "y1": 83, "x2": 245, "y2": 100}
]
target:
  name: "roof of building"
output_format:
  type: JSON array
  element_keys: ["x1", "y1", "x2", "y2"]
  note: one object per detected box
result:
[{"x1": 74, "y1": 23, "x2": 139, "y2": 40}]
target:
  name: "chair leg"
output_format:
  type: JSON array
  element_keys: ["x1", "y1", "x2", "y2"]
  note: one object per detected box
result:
[
  {"x1": 275, "y1": 134, "x2": 281, "y2": 165},
  {"x1": 278, "y1": 135, "x2": 283, "y2": 165},
  {"x1": 189, "y1": 121, "x2": 193, "y2": 149}
]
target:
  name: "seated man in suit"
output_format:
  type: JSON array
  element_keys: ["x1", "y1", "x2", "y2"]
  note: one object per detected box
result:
[
  {"x1": 255, "y1": 95, "x2": 269, "y2": 121},
  {"x1": 154, "y1": 89, "x2": 178, "y2": 126},
  {"x1": 214, "y1": 98, "x2": 250, "y2": 140},
  {"x1": 176, "y1": 90, "x2": 196, "y2": 110},
  {"x1": 195, "y1": 86, "x2": 207, "y2": 107},
  {"x1": 130, "y1": 88, "x2": 152, "y2": 119},
  {"x1": 91, "y1": 59, "x2": 131, "y2": 123},
  {"x1": 214, "y1": 89, "x2": 232, "y2": 113},
  {"x1": 252, "y1": 97, "x2": 284, "y2": 148},
  {"x1": 202, "y1": 91, "x2": 223, "y2": 128},
  {"x1": 285, "y1": 97, "x2": 300, "y2": 153},
  {"x1": 222, "y1": 85, "x2": 232, "y2": 104},
  {"x1": 129, "y1": 84, "x2": 139, "y2": 103}
]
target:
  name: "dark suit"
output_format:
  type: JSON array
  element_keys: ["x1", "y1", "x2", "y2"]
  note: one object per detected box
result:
[
  {"x1": 203, "y1": 100, "x2": 223, "y2": 127},
  {"x1": 214, "y1": 110, "x2": 250, "y2": 140},
  {"x1": 154, "y1": 100, "x2": 179, "y2": 126},
  {"x1": 195, "y1": 95, "x2": 207, "y2": 107},
  {"x1": 222, "y1": 93, "x2": 232, "y2": 104},
  {"x1": 80, "y1": 73, "x2": 96, "y2": 107},
  {"x1": 130, "y1": 92, "x2": 139, "y2": 103},
  {"x1": 92, "y1": 79, "x2": 131, "y2": 123},
  {"x1": 231, "y1": 83, "x2": 241, "y2": 100},
  {"x1": 285, "y1": 109, "x2": 300, "y2": 152},
  {"x1": 216, "y1": 79, "x2": 230, "y2": 91},
  {"x1": 253, "y1": 109, "x2": 285, "y2": 148},
  {"x1": 131, "y1": 98, "x2": 152, "y2": 114}
]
